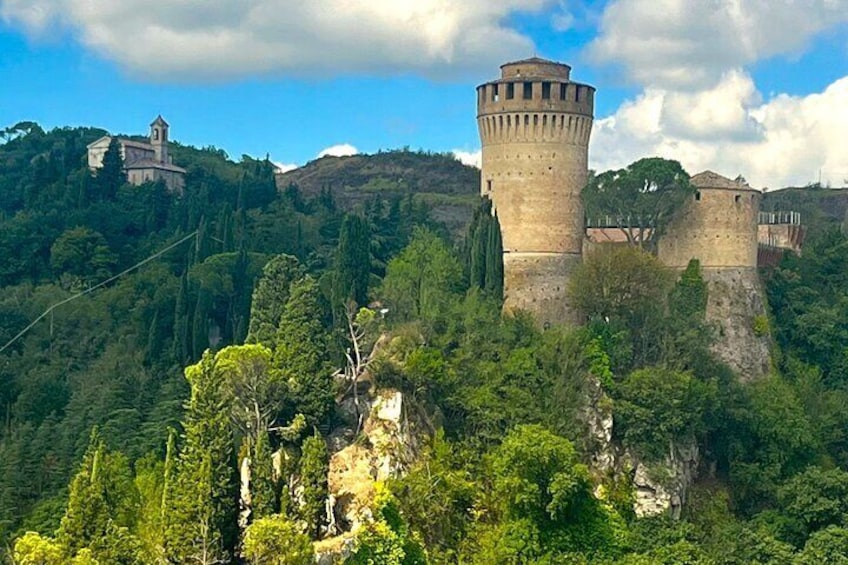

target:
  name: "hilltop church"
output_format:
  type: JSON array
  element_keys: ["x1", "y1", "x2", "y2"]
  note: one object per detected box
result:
[{"x1": 87, "y1": 115, "x2": 186, "y2": 193}]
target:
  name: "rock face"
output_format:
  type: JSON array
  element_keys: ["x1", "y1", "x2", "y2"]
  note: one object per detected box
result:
[
  {"x1": 585, "y1": 375, "x2": 699, "y2": 518},
  {"x1": 318, "y1": 387, "x2": 430, "y2": 562},
  {"x1": 630, "y1": 442, "x2": 699, "y2": 519},
  {"x1": 703, "y1": 268, "x2": 771, "y2": 381}
]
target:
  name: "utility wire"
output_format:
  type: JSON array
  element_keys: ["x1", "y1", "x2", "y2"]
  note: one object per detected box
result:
[{"x1": 0, "y1": 230, "x2": 198, "y2": 355}]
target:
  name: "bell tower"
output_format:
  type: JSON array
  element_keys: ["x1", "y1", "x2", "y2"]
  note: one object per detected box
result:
[
  {"x1": 476, "y1": 58, "x2": 595, "y2": 326},
  {"x1": 150, "y1": 115, "x2": 169, "y2": 164}
]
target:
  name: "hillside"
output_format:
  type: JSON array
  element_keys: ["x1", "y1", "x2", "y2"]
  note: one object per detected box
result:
[
  {"x1": 276, "y1": 149, "x2": 480, "y2": 235},
  {"x1": 762, "y1": 185, "x2": 848, "y2": 235}
]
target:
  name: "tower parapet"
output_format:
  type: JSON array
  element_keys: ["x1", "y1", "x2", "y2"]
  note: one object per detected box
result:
[{"x1": 477, "y1": 57, "x2": 595, "y2": 325}]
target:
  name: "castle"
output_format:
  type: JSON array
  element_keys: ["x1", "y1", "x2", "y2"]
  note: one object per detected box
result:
[
  {"x1": 87, "y1": 115, "x2": 186, "y2": 193},
  {"x1": 477, "y1": 58, "x2": 802, "y2": 379}
]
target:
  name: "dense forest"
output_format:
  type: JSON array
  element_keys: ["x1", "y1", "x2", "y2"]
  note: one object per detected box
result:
[{"x1": 1, "y1": 122, "x2": 848, "y2": 564}]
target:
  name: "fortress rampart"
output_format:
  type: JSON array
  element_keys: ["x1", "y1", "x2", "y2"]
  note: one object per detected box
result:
[
  {"x1": 477, "y1": 58, "x2": 594, "y2": 325},
  {"x1": 657, "y1": 171, "x2": 760, "y2": 269}
]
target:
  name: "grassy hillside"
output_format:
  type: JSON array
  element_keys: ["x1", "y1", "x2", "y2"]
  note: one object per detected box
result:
[{"x1": 276, "y1": 149, "x2": 480, "y2": 235}]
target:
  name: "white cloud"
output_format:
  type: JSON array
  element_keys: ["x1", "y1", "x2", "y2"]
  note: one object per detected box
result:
[
  {"x1": 317, "y1": 143, "x2": 359, "y2": 158},
  {"x1": 591, "y1": 72, "x2": 848, "y2": 189},
  {"x1": 452, "y1": 149, "x2": 482, "y2": 168},
  {"x1": 585, "y1": 0, "x2": 848, "y2": 188},
  {"x1": 273, "y1": 162, "x2": 299, "y2": 173},
  {"x1": 0, "y1": 0, "x2": 552, "y2": 80},
  {"x1": 588, "y1": 0, "x2": 848, "y2": 90}
]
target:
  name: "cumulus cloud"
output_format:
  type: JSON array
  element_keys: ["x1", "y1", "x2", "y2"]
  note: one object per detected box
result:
[
  {"x1": 317, "y1": 143, "x2": 359, "y2": 158},
  {"x1": 585, "y1": 0, "x2": 848, "y2": 188},
  {"x1": 588, "y1": 0, "x2": 848, "y2": 89},
  {"x1": 591, "y1": 73, "x2": 848, "y2": 189},
  {"x1": 0, "y1": 0, "x2": 552, "y2": 80},
  {"x1": 452, "y1": 149, "x2": 482, "y2": 168}
]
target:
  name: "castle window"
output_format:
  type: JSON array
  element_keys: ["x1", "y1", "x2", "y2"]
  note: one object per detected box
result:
[
  {"x1": 575, "y1": 86, "x2": 581, "y2": 102},
  {"x1": 153, "y1": 129, "x2": 159, "y2": 140},
  {"x1": 487, "y1": 180, "x2": 493, "y2": 192},
  {"x1": 542, "y1": 82, "x2": 551, "y2": 99},
  {"x1": 506, "y1": 83, "x2": 515, "y2": 99},
  {"x1": 695, "y1": 191, "x2": 701, "y2": 201},
  {"x1": 560, "y1": 84, "x2": 568, "y2": 100},
  {"x1": 492, "y1": 84, "x2": 499, "y2": 102},
  {"x1": 735, "y1": 194, "x2": 741, "y2": 203},
  {"x1": 523, "y1": 82, "x2": 533, "y2": 99}
]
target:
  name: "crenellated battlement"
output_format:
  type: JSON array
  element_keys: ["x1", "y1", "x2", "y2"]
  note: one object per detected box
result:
[{"x1": 477, "y1": 81, "x2": 594, "y2": 118}]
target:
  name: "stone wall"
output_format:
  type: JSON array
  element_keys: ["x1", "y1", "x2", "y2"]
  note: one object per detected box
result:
[
  {"x1": 658, "y1": 186, "x2": 760, "y2": 269},
  {"x1": 503, "y1": 252, "x2": 583, "y2": 327}
]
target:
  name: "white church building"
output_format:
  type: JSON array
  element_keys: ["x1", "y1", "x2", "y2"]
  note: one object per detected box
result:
[{"x1": 87, "y1": 115, "x2": 186, "y2": 192}]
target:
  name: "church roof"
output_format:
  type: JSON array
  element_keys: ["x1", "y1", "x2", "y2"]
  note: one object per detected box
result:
[
  {"x1": 690, "y1": 170, "x2": 757, "y2": 191},
  {"x1": 124, "y1": 159, "x2": 186, "y2": 173},
  {"x1": 150, "y1": 115, "x2": 169, "y2": 127}
]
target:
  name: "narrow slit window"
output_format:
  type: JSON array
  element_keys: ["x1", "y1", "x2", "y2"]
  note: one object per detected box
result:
[
  {"x1": 487, "y1": 180, "x2": 493, "y2": 192},
  {"x1": 574, "y1": 86, "x2": 580, "y2": 102},
  {"x1": 560, "y1": 84, "x2": 568, "y2": 100},
  {"x1": 695, "y1": 191, "x2": 701, "y2": 201},
  {"x1": 542, "y1": 82, "x2": 551, "y2": 99},
  {"x1": 523, "y1": 82, "x2": 533, "y2": 100},
  {"x1": 735, "y1": 194, "x2": 741, "y2": 203},
  {"x1": 506, "y1": 82, "x2": 515, "y2": 99},
  {"x1": 492, "y1": 84, "x2": 499, "y2": 102}
]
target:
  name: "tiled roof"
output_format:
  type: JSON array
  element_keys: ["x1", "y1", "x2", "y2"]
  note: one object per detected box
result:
[
  {"x1": 690, "y1": 170, "x2": 753, "y2": 190},
  {"x1": 124, "y1": 159, "x2": 186, "y2": 173}
]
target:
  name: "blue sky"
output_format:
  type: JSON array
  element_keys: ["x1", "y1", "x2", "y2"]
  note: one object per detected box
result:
[{"x1": 1, "y1": 1, "x2": 847, "y2": 188}]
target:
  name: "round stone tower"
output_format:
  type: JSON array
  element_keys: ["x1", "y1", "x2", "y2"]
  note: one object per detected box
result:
[
  {"x1": 658, "y1": 170, "x2": 761, "y2": 269},
  {"x1": 476, "y1": 57, "x2": 595, "y2": 326},
  {"x1": 658, "y1": 170, "x2": 769, "y2": 381}
]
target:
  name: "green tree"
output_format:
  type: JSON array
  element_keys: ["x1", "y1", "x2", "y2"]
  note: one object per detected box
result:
[
  {"x1": 165, "y1": 351, "x2": 237, "y2": 563},
  {"x1": 298, "y1": 432, "x2": 329, "y2": 538},
  {"x1": 50, "y1": 226, "x2": 116, "y2": 284},
  {"x1": 334, "y1": 214, "x2": 372, "y2": 307},
  {"x1": 348, "y1": 484, "x2": 427, "y2": 565},
  {"x1": 56, "y1": 431, "x2": 112, "y2": 556},
  {"x1": 274, "y1": 276, "x2": 333, "y2": 427},
  {"x1": 615, "y1": 367, "x2": 713, "y2": 461},
  {"x1": 242, "y1": 515, "x2": 314, "y2": 565},
  {"x1": 246, "y1": 253, "x2": 304, "y2": 347},
  {"x1": 12, "y1": 532, "x2": 64, "y2": 565},
  {"x1": 583, "y1": 157, "x2": 694, "y2": 247},
  {"x1": 381, "y1": 227, "x2": 463, "y2": 322},
  {"x1": 474, "y1": 424, "x2": 622, "y2": 561},
  {"x1": 251, "y1": 430, "x2": 278, "y2": 521},
  {"x1": 569, "y1": 245, "x2": 672, "y2": 368},
  {"x1": 95, "y1": 137, "x2": 126, "y2": 201},
  {"x1": 795, "y1": 526, "x2": 848, "y2": 564}
]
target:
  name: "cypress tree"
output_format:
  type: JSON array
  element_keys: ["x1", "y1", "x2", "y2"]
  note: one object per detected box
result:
[
  {"x1": 298, "y1": 432, "x2": 329, "y2": 538},
  {"x1": 56, "y1": 430, "x2": 110, "y2": 557},
  {"x1": 274, "y1": 277, "x2": 332, "y2": 427},
  {"x1": 334, "y1": 214, "x2": 371, "y2": 308},
  {"x1": 486, "y1": 212, "x2": 504, "y2": 302},
  {"x1": 246, "y1": 254, "x2": 305, "y2": 347},
  {"x1": 172, "y1": 274, "x2": 190, "y2": 364},
  {"x1": 165, "y1": 352, "x2": 238, "y2": 563},
  {"x1": 251, "y1": 430, "x2": 277, "y2": 521},
  {"x1": 96, "y1": 137, "x2": 125, "y2": 201}
]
